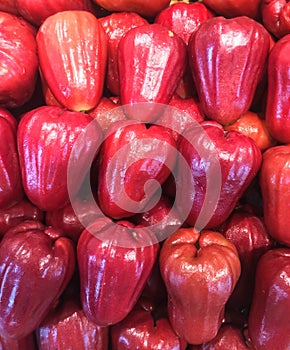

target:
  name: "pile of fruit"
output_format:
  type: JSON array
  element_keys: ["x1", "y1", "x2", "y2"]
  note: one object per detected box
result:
[{"x1": 0, "y1": 0, "x2": 289, "y2": 349}]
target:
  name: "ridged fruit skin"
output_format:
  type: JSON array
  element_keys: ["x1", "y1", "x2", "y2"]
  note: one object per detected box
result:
[
  {"x1": 260, "y1": 144, "x2": 290, "y2": 246},
  {"x1": 17, "y1": 106, "x2": 102, "y2": 211},
  {"x1": 0, "y1": 12, "x2": 38, "y2": 108},
  {"x1": 118, "y1": 23, "x2": 187, "y2": 122},
  {"x1": 36, "y1": 298, "x2": 108, "y2": 350},
  {"x1": 0, "y1": 221, "x2": 75, "y2": 339},
  {"x1": 111, "y1": 308, "x2": 187, "y2": 350},
  {"x1": 37, "y1": 10, "x2": 107, "y2": 112},
  {"x1": 77, "y1": 217, "x2": 159, "y2": 326},
  {"x1": 159, "y1": 228, "x2": 241, "y2": 345},
  {"x1": 188, "y1": 16, "x2": 270, "y2": 125},
  {"x1": 248, "y1": 248, "x2": 290, "y2": 350},
  {"x1": 100, "y1": 12, "x2": 148, "y2": 96},
  {"x1": 177, "y1": 122, "x2": 262, "y2": 229},
  {"x1": 265, "y1": 34, "x2": 290, "y2": 143}
]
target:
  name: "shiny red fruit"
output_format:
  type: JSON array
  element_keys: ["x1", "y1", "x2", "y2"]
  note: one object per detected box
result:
[
  {"x1": 100, "y1": 12, "x2": 148, "y2": 96},
  {"x1": 17, "y1": 106, "x2": 102, "y2": 211},
  {"x1": 160, "y1": 228, "x2": 241, "y2": 344},
  {"x1": 0, "y1": 221, "x2": 75, "y2": 339},
  {"x1": 36, "y1": 298, "x2": 108, "y2": 350},
  {"x1": 77, "y1": 217, "x2": 159, "y2": 326},
  {"x1": 248, "y1": 248, "x2": 290, "y2": 349},
  {"x1": 265, "y1": 34, "x2": 290, "y2": 143},
  {"x1": 0, "y1": 12, "x2": 38, "y2": 108},
  {"x1": 37, "y1": 10, "x2": 107, "y2": 112},
  {"x1": 111, "y1": 308, "x2": 187, "y2": 350},
  {"x1": 97, "y1": 121, "x2": 177, "y2": 219},
  {"x1": 0, "y1": 112, "x2": 23, "y2": 209},
  {"x1": 188, "y1": 16, "x2": 269, "y2": 125},
  {"x1": 16, "y1": 0, "x2": 94, "y2": 26},
  {"x1": 118, "y1": 24, "x2": 186, "y2": 122}
]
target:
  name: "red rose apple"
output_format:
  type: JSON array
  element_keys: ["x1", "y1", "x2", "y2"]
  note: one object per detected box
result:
[
  {"x1": 0, "y1": 12, "x2": 38, "y2": 108},
  {"x1": 37, "y1": 10, "x2": 107, "y2": 112}
]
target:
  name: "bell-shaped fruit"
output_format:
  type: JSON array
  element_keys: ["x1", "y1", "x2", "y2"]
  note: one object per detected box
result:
[
  {"x1": 188, "y1": 16, "x2": 269, "y2": 125},
  {"x1": 0, "y1": 221, "x2": 75, "y2": 339},
  {"x1": 17, "y1": 105, "x2": 102, "y2": 211},
  {"x1": 37, "y1": 10, "x2": 107, "y2": 112}
]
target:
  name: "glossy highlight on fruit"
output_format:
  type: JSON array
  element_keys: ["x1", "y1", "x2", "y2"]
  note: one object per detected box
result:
[
  {"x1": 37, "y1": 10, "x2": 107, "y2": 112},
  {"x1": 188, "y1": 16, "x2": 270, "y2": 125},
  {"x1": 0, "y1": 11, "x2": 38, "y2": 108}
]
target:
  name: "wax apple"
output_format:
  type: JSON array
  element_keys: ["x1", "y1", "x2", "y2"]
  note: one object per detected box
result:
[
  {"x1": 224, "y1": 111, "x2": 276, "y2": 152},
  {"x1": 0, "y1": 108, "x2": 17, "y2": 133},
  {"x1": 37, "y1": 11, "x2": 107, "y2": 112},
  {"x1": 188, "y1": 16, "x2": 269, "y2": 125},
  {"x1": 131, "y1": 194, "x2": 183, "y2": 242},
  {"x1": 261, "y1": 0, "x2": 290, "y2": 38},
  {"x1": 16, "y1": 0, "x2": 94, "y2": 26},
  {"x1": 159, "y1": 228, "x2": 241, "y2": 344},
  {"x1": 260, "y1": 144, "x2": 290, "y2": 246},
  {"x1": 155, "y1": 2, "x2": 214, "y2": 45},
  {"x1": 0, "y1": 12, "x2": 38, "y2": 109},
  {"x1": 77, "y1": 217, "x2": 159, "y2": 326},
  {"x1": 0, "y1": 114, "x2": 23, "y2": 209},
  {"x1": 36, "y1": 298, "x2": 108, "y2": 350},
  {"x1": 155, "y1": 2, "x2": 212, "y2": 98},
  {"x1": 155, "y1": 2, "x2": 214, "y2": 98},
  {"x1": 0, "y1": 221, "x2": 75, "y2": 339},
  {"x1": 92, "y1": 0, "x2": 170, "y2": 18},
  {"x1": 158, "y1": 94, "x2": 205, "y2": 142},
  {"x1": 45, "y1": 198, "x2": 103, "y2": 242},
  {"x1": 202, "y1": 0, "x2": 261, "y2": 19},
  {"x1": 0, "y1": 199, "x2": 43, "y2": 236},
  {"x1": 265, "y1": 35, "x2": 290, "y2": 143},
  {"x1": 168, "y1": 95, "x2": 205, "y2": 122},
  {"x1": 97, "y1": 121, "x2": 177, "y2": 219},
  {"x1": 139, "y1": 260, "x2": 167, "y2": 311},
  {"x1": 111, "y1": 308, "x2": 187, "y2": 350},
  {"x1": 89, "y1": 97, "x2": 126, "y2": 133},
  {"x1": 248, "y1": 248, "x2": 290, "y2": 349},
  {"x1": 189, "y1": 324, "x2": 253, "y2": 349},
  {"x1": 40, "y1": 73, "x2": 63, "y2": 108},
  {"x1": 118, "y1": 24, "x2": 186, "y2": 122},
  {"x1": 223, "y1": 211, "x2": 273, "y2": 313},
  {"x1": 177, "y1": 122, "x2": 262, "y2": 229},
  {"x1": 0, "y1": 333, "x2": 37, "y2": 350},
  {"x1": 17, "y1": 106, "x2": 102, "y2": 211},
  {"x1": 100, "y1": 12, "x2": 148, "y2": 96}
]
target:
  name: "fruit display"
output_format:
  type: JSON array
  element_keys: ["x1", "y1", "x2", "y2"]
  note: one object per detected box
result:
[{"x1": 0, "y1": 0, "x2": 289, "y2": 349}]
